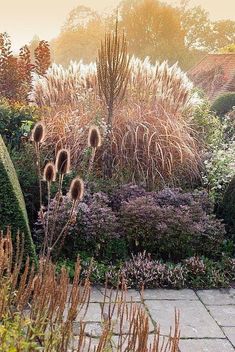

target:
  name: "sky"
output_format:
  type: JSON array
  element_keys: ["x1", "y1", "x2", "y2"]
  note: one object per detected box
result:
[{"x1": 0, "y1": 0, "x2": 234, "y2": 51}]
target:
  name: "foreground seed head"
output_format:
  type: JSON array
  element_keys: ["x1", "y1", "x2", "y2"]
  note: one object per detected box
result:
[
  {"x1": 32, "y1": 122, "x2": 46, "y2": 144},
  {"x1": 55, "y1": 148, "x2": 71, "y2": 175},
  {"x1": 43, "y1": 162, "x2": 56, "y2": 183},
  {"x1": 88, "y1": 125, "x2": 102, "y2": 149},
  {"x1": 69, "y1": 177, "x2": 84, "y2": 203}
]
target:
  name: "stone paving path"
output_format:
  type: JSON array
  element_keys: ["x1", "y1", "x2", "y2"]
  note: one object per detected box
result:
[{"x1": 72, "y1": 287, "x2": 235, "y2": 351}]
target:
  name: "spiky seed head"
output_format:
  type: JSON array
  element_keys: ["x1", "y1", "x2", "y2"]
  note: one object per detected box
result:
[
  {"x1": 55, "y1": 148, "x2": 70, "y2": 175},
  {"x1": 69, "y1": 177, "x2": 84, "y2": 203},
  {"x1": 43, "y1": 162, "x2": 56, "y2": 183},
  {"x1": 88, "y1": 125, "x2": 102, "y2": 149},
  {"x1": 32, "y1": 122, "x2": 46, "y2": 144}
]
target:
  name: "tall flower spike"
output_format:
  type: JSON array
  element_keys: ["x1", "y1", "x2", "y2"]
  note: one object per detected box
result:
[
  {"x1": 55, "y1": 148, "x2": 70, "y2": 175},
  {"x1": 43, "y1": 162, "x2": 56, "y2": 183},
  {"x1": 32, "y1": 122, "x2": 46, "y2": 144},
  {"x1": 69, "y1": 177, "x2": 84, "y2": 203},
  {"x1": 88, "y1": 125, "x2": 102, "y2": 149}
]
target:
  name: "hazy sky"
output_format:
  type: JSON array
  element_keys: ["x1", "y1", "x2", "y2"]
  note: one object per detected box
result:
[{"x1": 0, "y1": 0, "x2": 234, "y2": 51}]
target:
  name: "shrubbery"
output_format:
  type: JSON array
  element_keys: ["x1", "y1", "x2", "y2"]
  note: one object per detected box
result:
[
  {"x1": 0, "y1": 98, "x2": 38, "y2": 148},
  {"x1": 35, "y1": 184, "x2": 226, "y2": 263},
  {"x1": 119, "y1": 189, "x2": 225, "y2": 261},
  {"x1": 202, "y1": 141, "x2": 235, "y2": 204},
  {"x1": 211, "y1": 92, "x2": 235, "y2": 117}
]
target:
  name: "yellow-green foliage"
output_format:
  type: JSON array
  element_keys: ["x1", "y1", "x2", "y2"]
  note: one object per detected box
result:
[{"x1": 0, "y1": 136, "x2": 36, "y2": 260}]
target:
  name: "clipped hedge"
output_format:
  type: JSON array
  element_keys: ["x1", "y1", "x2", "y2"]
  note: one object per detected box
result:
[
  {"x1": 0, "y1": 135, "x2": 36, "y2": 260},
  {"x1": 211, "y1": 92, "x2": 235, "y2": 117}
]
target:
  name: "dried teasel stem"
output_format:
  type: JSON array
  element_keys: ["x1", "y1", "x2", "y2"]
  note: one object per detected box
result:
[
  {"x1": 50, "y1": 177, "x2": 85, "y2": 255},
  {"x1": 42, "y1": 162, "x2": 56, "y2": 257},
  {"x1": 46, "y1": 148, "x2": 71, "y2": 256},
  {"x1": 88, "y1": 126, "x2": 102, "y2": 173},
  {"x1": 31, "y1": 121, "x2": 46, "y2": 210}
]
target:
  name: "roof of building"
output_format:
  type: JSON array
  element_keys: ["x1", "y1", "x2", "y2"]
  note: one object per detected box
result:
[{"x1": 188, "y1": 54, "x2": 235, "y2": 100}]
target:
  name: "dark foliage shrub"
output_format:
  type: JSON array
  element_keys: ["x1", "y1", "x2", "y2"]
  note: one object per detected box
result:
[
  {"x1": 0, "y1": 136, "x2": 36, "y2": 260},
  {"x1": 11, "y1": 144, "x2": 40, "y2": 227},
  {"x1": 109, "y1": 183, "x2": 146, "y2": 211},
  {"x1": 211, "y1": 93, "x2": 235, "y2": 117},
  {"x1": 220, "y1": 174, "x2": 235, "y2": 245},
  {"x1": 35, "y1": 184, "x2": 226, "y2": 262},
  {"x1": 34, "y1": 192, "x2": 120, "y2": 261},
  {"x1": 119, "y1": 189, "x2": 226, "y2": 261}
]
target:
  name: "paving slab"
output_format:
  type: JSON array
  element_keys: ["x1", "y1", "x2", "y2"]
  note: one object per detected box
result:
[
  {"x1": 223, "y1": 327, "x2": 235, "y2": 347},
  {"x1": 101, "y1": 302, "x2": 155, "y2": 333},
  {"x1": 99, "y1": 288, "x2": 141, "y2": 302},
  {"x1": 143, "y1": 289, "x2": 198, "y2": 301},
  {"x1": 145, "y1": 300, "x2": 224, "y2": 338},
  {"x1": 70, "y1": 336, "x2": 105, "y2": 352},
  {"x1": 197, "y1": 289, "x2": 235, "y2": 305},
  {"x1": 111, "y1": 334, "x2": 169, "y2": 350},
  {"x1": 76, "y1": 303, "x2": 102, "y2": 322},
  {"x1": 179, "y1": 338, "x2": 235, "y2": 352},
  {"x1": 89, "y1": 287, "x2": 104, "y2": 303},
  {"x1": 208, "y1": 305, "x2": 235, "y2": 327}
]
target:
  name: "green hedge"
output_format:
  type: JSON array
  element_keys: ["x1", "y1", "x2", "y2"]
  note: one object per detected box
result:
[{"x1": 0, "y1": 135, "x2": 36, "y2": 261}]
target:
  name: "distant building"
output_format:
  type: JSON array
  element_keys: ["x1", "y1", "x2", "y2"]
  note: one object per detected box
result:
[{"x1": 188, "y1": 54, "x2": 235, "y2": 100}]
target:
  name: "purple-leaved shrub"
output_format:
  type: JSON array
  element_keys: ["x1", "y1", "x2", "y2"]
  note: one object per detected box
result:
[
  {"x1": 35, "y1": 184, "x2": 226, "y2": 262},
  {"x1": 118, "y1": 189, "x2": 226, "y2": 261}
]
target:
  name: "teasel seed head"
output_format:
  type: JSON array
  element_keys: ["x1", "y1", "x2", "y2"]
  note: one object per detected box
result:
[
  {"x1": 88, "y1": 125, "x2": 102, "y2": 149},
  {"x1": 43, "y1": 162, "x2": 56, "y2": 183},
  {"x1": 55, "y1": 139, "x2": 63, "y2": 156},
  {"x1": 55, "y1": 148, "x2": 70, "y2": 175},
  {"x1": 69, "y1": 177, "x2": 84, "y2": 203},
  {"x1": 31, "y1": 122, "x2": 46, "y2": 144}
]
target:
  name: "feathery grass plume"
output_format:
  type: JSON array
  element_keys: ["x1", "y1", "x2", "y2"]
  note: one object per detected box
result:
[
  {"x1": 43, "y1": 162, "x2": 56, "y2": 183},
  {"x1": 88, "y1": 125, "x2": 102, "y2": 149},
  {"x1": 31, "y1": 121, "x2": 46, "y2": 144},
  {"x1": 30, "y1": 57, "x2": 201, "y2": 187},
  {"x1": 55, "y1": 148, "x2": 70, "y2": 175},
  {"x1": 69, "y1": 177, "x2": 85, "y2": 203}
]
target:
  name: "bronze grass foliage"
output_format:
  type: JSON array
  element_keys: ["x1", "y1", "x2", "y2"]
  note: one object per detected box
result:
[
  {"x1": 0, "y1": 229, "x2": 180, "y2": 352},
  {"x1": 31, "y1": 56, "x2": 200, "y2": 186}
]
